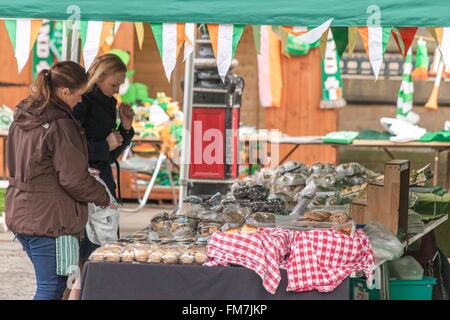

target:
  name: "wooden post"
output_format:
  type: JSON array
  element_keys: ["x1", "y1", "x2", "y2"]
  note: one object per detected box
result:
[{"x1": 264, "y1": 48, "x2": 338, "y2": 165}]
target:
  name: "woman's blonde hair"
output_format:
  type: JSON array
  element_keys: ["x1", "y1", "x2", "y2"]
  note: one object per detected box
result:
[{"x1": 86, "y1": 54, "x2": 127, "y2": 92}]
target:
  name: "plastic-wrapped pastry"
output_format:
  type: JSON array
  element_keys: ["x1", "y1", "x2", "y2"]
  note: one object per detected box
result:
[
  {"x1": 182, "y1": 195, "x2": 204, "y2": 204},
  {"x1": 248, "y1": 185, "x2": 269, "y2": 201},
  {"x1": 246, "y1": 212, "x2": 276, "y2": 225},
  {"x1": 148, "y1": 250, "x2": 163, "y2": 264},
  {"x1": 134, "y1": 247, "x2": 150, "y2": 263},
  {"x1": 304, "y1": 210, "x2": 332, "y2": 222},
  {"x1": 89, "y1": 248, "x2": 105, "y2": 262},
  {"x1": 120, "y1": 247, "x2": 135, "y2": 263},
  {"x1": 178, "y1": 202, "x2": 204, "y2": 218},
  {"x1": 329, "y1": 212, "x2": 350, "y2": 224},
  {"x1": 162, "y1": 249, "x2": 180, "y2": 264},
  {"x1": 232, "y1": 182, "x2": 250, "y2": 199},
  {"x1": 264, "y1": 198, "x2": 287, "y2": 214},
  {"x1": 179, "y1": 251, "x2": 195, "y2": 264},
  {"x1": 250, "y1": 201, "x2": 266, "y2": 213},
  {"x1": 151, "y1": 213, "x2": 172, "y2": 232},
  {"x1": 194, "y1": 250, "x2": 208, "y2": 264},
  {"x1": 204, "y1": 192, "x2": 223, "y2": 208},
  {"x1": 103, "y1": 248, "x2": 122, "y2": 263},
  {"x1": 223, "y1": 206, "x2": 245, "y2": 227}
]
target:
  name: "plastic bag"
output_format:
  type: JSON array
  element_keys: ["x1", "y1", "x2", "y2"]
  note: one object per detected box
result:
[
  {"x1": 290, "y1": 180, "x2": 317, "y2": 215},
  {"x1": 177, "y1": 202, "x2": 204, "y2": 218},
  {"x1": 363, "y1": 221, "x2": 404, "y2": 261},
  {"x1": 388, "y1": 256, "x2": 424, "y2": 280},
  {"x1": 232, "y1": 181, "x2": 250, "y2": 199},
  {"x1": 86, "y1": 175, "x2": 119, "y2": 246}
]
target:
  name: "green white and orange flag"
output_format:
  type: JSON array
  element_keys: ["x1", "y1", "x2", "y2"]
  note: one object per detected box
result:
[
  {"x1": 358, "y1": 26, "x2": 391, "y2": 79},
  {"x1": 151, "y1": 23, "x2": 195, "y2": 81},
  {"x1": 256, "y1": 26, "x2": 282, "y2": 108},
  {"x1": 5, "y1": 19, "x2": 43, "y2": 73},
  {"x1": 80, "y1": 21, "x2": 115, "y2": 70},
  {"x1": 207, "y1": 24, "x2": 245, "y2": 80}
]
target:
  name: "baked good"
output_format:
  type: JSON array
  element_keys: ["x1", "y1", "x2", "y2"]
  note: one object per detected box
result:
[
  {"x1": 194, "y1": 251, "x2": 208, "y2": 264},
  {"x1": 148, "y1": 250, "x2": 163, "y2": 264},
  {"x1": 179, "y1": 252, "x2": 195, "y2": 264},
  {"x1": 134, "y1": 247, "x2": 150, "y2": 263},
  {"x1": 89, "y1": 248, "x2": 105, "y2": 262},
  {"x1": 329, "y1": 212, "x2": 350, "y2": 224},
  {"x1": 240, "y1": 224, "x2": 259, "y2": 234},
  {"x1": 304, "y1": 211, "x2": 331, "y2": 222},
  {"x1": 103, "y1": 248, "x2": 122, "y2": 262},
  {"x1": 162, "y1": 249, "x2": 180, "y2": 264},
  {"x1": 120, "y1": 247, "x2": 135, "y2": 263}
]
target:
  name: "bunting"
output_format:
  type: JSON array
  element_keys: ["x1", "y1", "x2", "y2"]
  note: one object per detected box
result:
[
  {"x1": 358, "y1": 26, "x2": 391, "y2": 79},
  {"x1": 282, "y1": 19, "x2": 333, "y2": 45},
  {"x1": 151, "y1": 23, "x2": 186, "y2": 81},
  {"x1": 207, "y1": 24, "x2": 245, "y2": 79},
  {"x1": 80, "y1": 21, "x2": 115, "y2": 70},
  {"x1": 5, "y1": 19, "x2": 43, "y2": 73},
  {"x1": 430, "y1": 27, "x2": 450, "y2": 70},
  {"x1": 391, "y1": 27, "x2": 417, "y2": 57}
]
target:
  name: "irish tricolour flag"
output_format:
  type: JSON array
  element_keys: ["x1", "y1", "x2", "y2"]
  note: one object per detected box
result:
[
  {"x1": 207, "y1": 24, "x2": 245, "y2": 80},
  {"x1": 151, "y1": 23, "x2": 196, "y2": 81},
  {"x1": 358, "y1": 26, "x2": 391, "y2": 79},
  {"x1": 5, "y1": 19, "x2": 42, "y2": 73}
]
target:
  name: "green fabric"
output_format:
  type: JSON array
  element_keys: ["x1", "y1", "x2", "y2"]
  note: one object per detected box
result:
[
  {"x1": 56, "y1": 235, "x2": 79, "y2": 276},
  {"x1": 396, "y1": 48, "x2": 413, "y2": 116},
  {"x1": 1, "y1": 1, "x2": 449, "y2": 26},
  {"x1": 322, "y1": 131, "x2": 358, "y2": 144},
  {"x1": 413, "y1": 192, "x2": 450, "y2": 221},
  {"x1": 357, "y1": 130, "x2": 392, "y2": 140},
  {"x1": 418, "y1": 130, "x2": 450, "y2": 142},
  {"x1": 331, "y1": 27, "x2": 348, "y2": 57},
  {"x1": 4, "y1": 20, "x2": 17, "y2": 52},
  {"x1": 415, "y1": 38, "x2": 429, "y2": 69},
  {"x1": 231, "y1": 25, "x2": 245, "y2": 57},
  {"x1": 285, "y1": 34, "x2": 310, "y2": 55},
  {"x1": 150, "y1": 24, "x2": 163, "y2": 58},
  {"x1": 79, "y1": 21, "x2": 88, "y2": 50}
]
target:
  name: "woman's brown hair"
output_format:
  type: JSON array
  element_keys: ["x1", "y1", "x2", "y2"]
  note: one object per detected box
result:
[
  {"x1": 30, "y1": 61, "x2": 88, "y2": 108},
  {"x1": 86, "y1": 54, "x2": 127, "y2": 92}
]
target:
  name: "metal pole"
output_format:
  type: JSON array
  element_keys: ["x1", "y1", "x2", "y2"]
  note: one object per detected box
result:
[{"x1": 178, "y1": 30, "x2": 196, "y2": 206}]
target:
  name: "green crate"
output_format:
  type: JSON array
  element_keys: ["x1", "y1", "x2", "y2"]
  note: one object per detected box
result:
[{"x1": 350, "y1": 276, "x2": 436, "y2": 300}]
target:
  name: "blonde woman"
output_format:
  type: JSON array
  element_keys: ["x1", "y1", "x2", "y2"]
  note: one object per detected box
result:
[{"x1": 72, "y1": 54, "x2": 135, "y2": 262}]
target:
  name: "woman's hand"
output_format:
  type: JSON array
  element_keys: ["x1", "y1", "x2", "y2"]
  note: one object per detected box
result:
[
  {"x1": 106, "y1": 131, "x2": 123, "y2": 151},
  {"x1": 119, "y1": 103, "x2": 134, "y2": 130}
]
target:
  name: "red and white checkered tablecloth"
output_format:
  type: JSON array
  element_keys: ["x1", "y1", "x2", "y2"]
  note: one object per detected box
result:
[
  {"x1": 287, "y1": 228, "x2": 374, "y2": 293},
  {"x1": 205, "y1": 228, "x2": 374, "y2": 294},
  {"x1": 206, "y1": 228, "x2": 292, "y2": 294}
]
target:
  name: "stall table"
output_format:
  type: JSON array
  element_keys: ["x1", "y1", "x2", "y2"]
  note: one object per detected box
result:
[{"x1": 80, "y1": 262, "x2": 350, "y2": 300}]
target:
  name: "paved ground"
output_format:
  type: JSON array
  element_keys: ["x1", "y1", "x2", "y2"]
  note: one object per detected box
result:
[{"x1": 0, "y1": 204, "x2": 168, "y2": 300}]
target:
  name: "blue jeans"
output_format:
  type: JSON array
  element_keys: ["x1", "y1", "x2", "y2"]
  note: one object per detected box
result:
[{"x1": 16, "y1": 235, "x2": 68, "y2": 300}]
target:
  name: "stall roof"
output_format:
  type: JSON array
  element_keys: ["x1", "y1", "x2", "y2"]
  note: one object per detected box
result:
[{"x1": 0, "y1": 0, "x2": 449, "y2": 26}]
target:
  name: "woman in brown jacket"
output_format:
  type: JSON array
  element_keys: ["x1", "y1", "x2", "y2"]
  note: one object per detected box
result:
[{"x1": 5, "y1": 61, "x2": 110, "y2": 300}]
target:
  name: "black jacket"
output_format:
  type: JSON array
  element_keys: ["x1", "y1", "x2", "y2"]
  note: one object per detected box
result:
[{"x1": 72, "y1": 86, "x2": 135, "y2": 200}]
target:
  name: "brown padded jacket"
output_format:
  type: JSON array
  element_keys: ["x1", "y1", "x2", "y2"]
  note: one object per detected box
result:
[{"x1": 5, "y1": 96, "x2": 110, "y2": 238}]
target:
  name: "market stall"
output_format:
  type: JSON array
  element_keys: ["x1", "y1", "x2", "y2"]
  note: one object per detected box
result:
[{"x1": 1, "y1": 0, "x2": 450, "y2": 302}]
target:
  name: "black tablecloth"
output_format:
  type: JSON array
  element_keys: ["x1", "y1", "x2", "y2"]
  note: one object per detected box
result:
[{"x1": 80, "y1": 262, "x2": 350, "y2": 300}]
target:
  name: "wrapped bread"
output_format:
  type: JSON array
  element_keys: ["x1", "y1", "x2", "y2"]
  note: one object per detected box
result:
[
  {"x1": 162, "y1": 249, "x2": 180, "y2": 264},
  {"x1": 304, "y1": 211, "x2": 331, "y2": 222},
  {"x1": 120, "y1": 247, "x2": 135, "y2": 263},
  {"x1": 89, "y1": 248, "x2": 105, "y2": 262},
  {"x1": 179, "y1": 251, "x2": 195, "y2": 264},
  {"x1": 134, "y1": 247, "x2": 150, "y2": 263},
  {"x1": 148, "y1": 250, "x2": 163, "y2": 264},
  {"x1": 329, "y1": 212, "x2": 350, "y2": 224}
]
